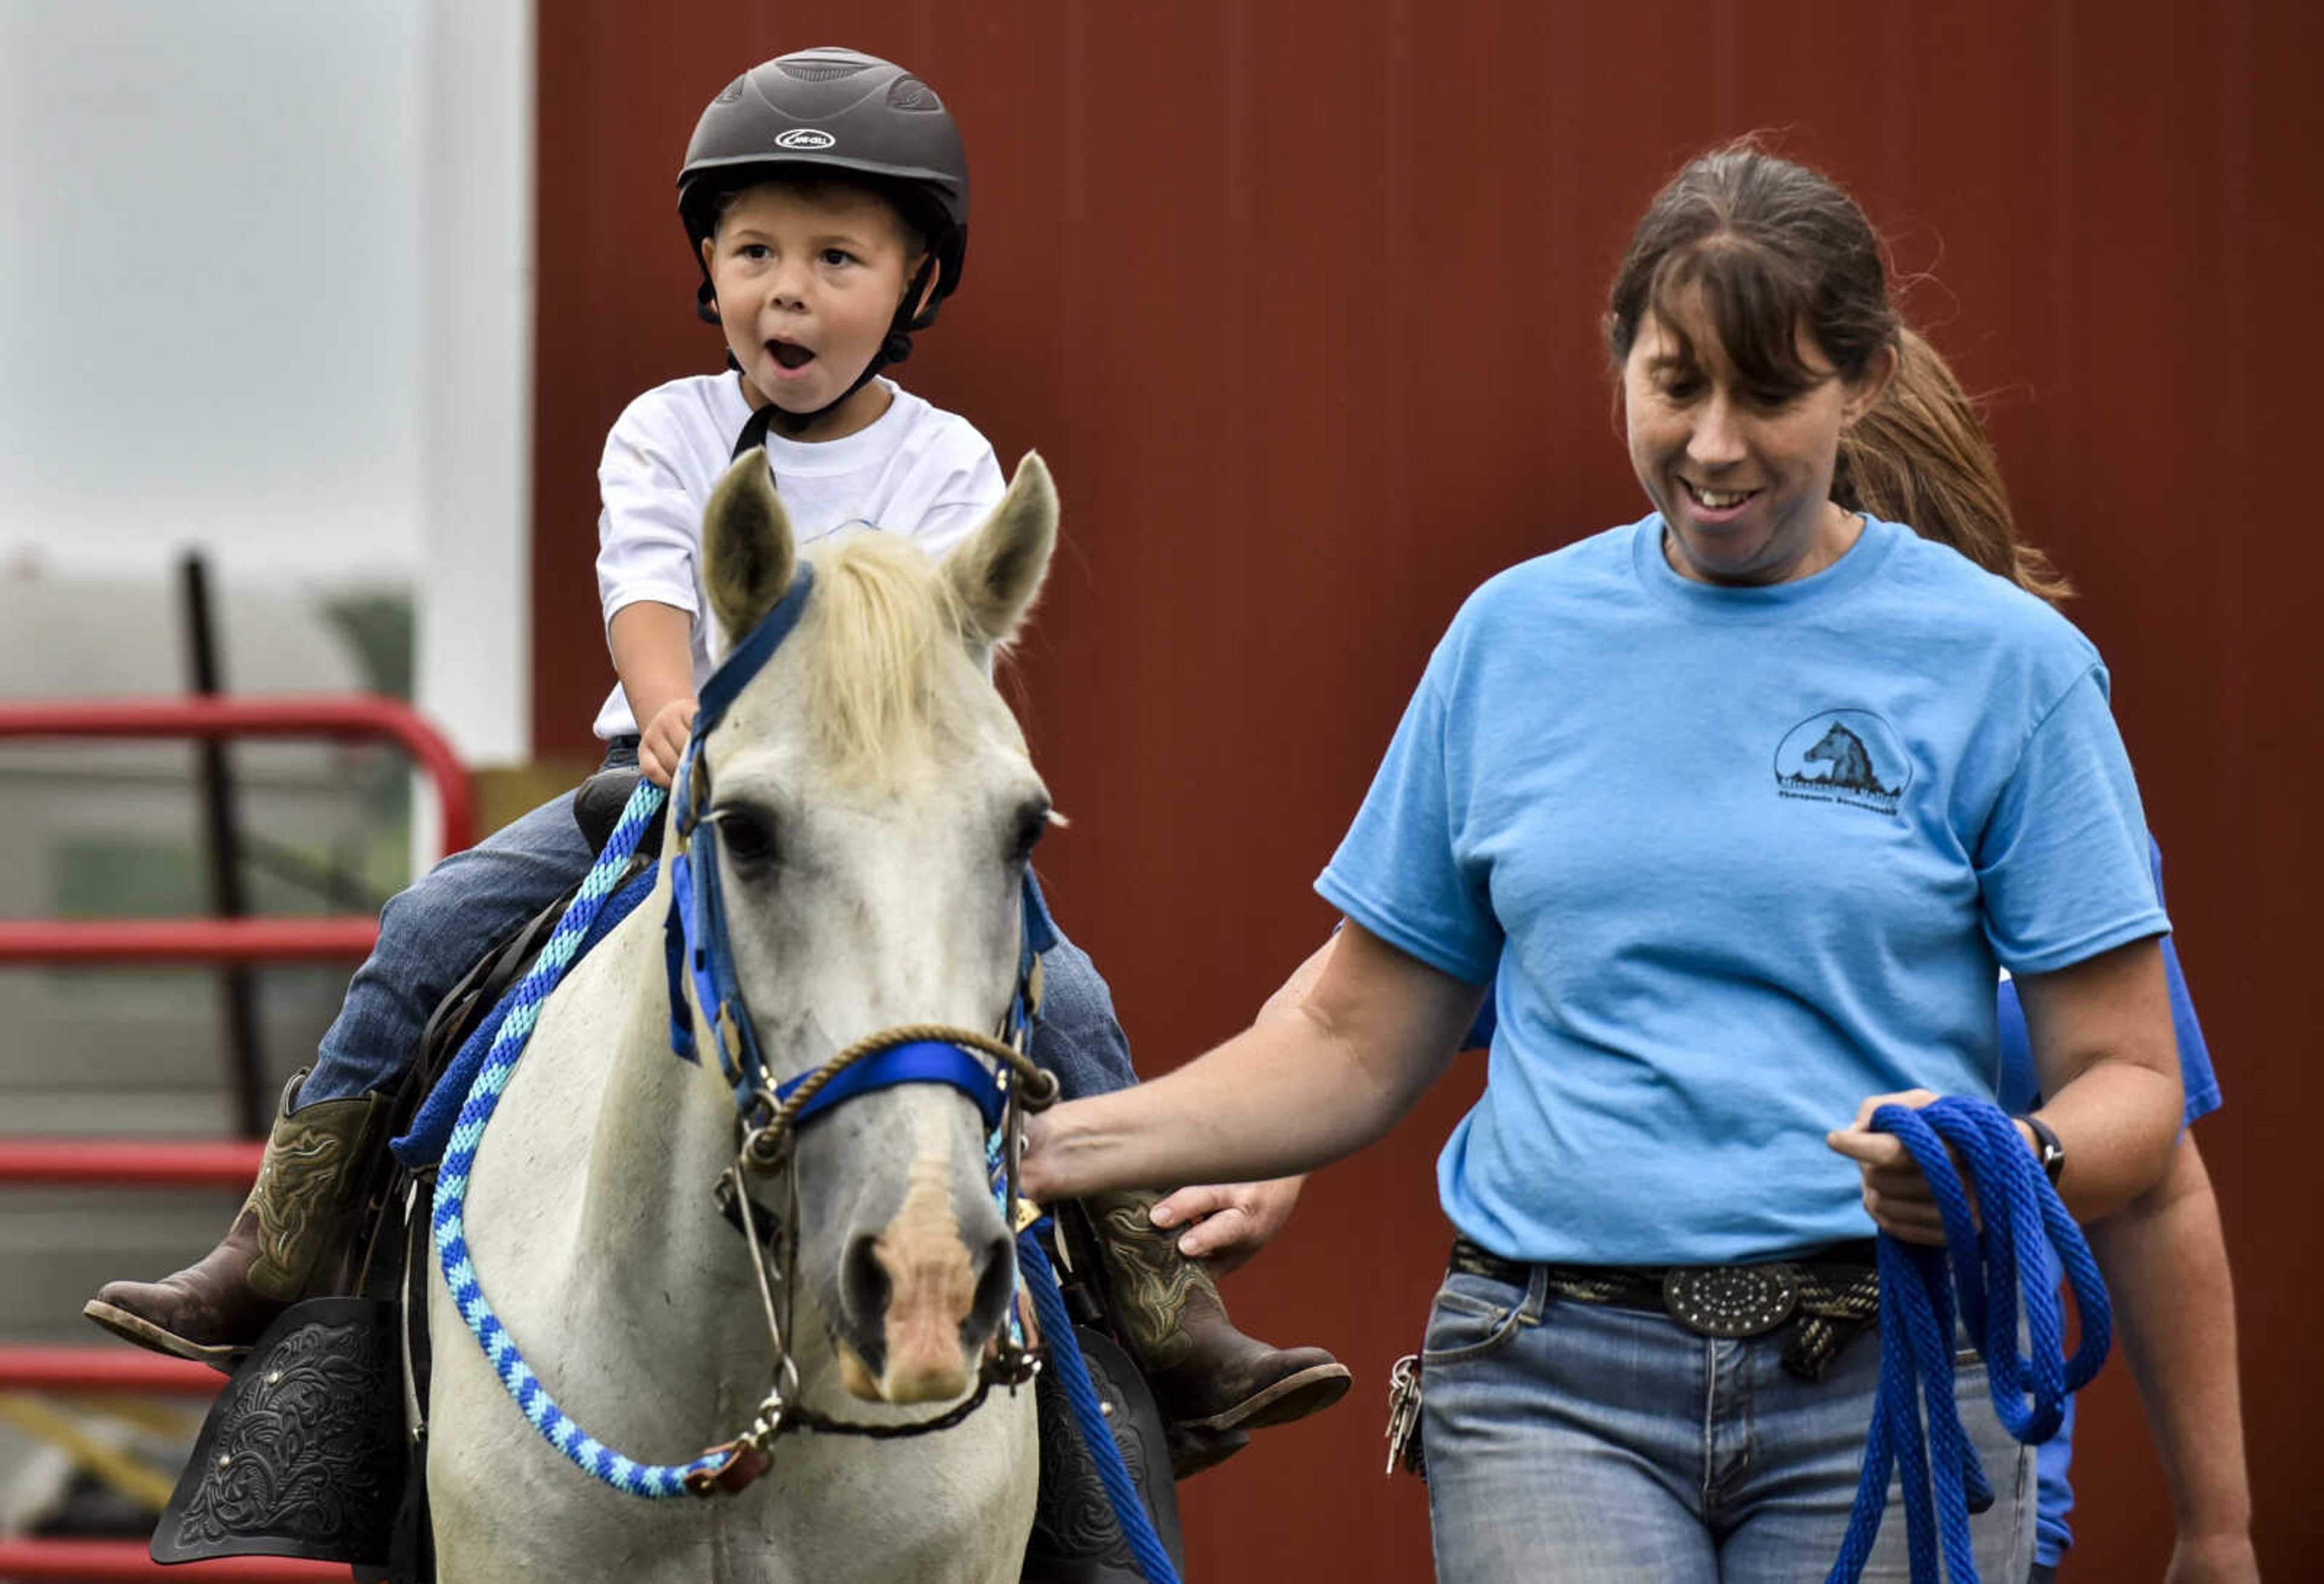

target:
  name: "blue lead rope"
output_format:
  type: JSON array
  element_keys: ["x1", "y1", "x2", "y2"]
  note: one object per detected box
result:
[
  {"x1": 1019, "y1": 1229, "x2": 1183, "y2": 1584},
  {"x1": 1824, "y1": 1096, "x2": 2111, "y2": 1584}
]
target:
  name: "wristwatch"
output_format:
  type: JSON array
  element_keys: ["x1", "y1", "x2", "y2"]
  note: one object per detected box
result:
[{"x1": 2019, "y1": 1114, "x2": 2066, "y2": 1186}]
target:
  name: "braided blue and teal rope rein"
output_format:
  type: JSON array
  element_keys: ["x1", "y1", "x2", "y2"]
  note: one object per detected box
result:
[{"x1": 428, "y1": 778, "x2": 726, "y2": 1498}]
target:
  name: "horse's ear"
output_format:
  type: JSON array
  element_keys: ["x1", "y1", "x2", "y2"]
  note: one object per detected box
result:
[
  {"x1": 943, "y1": 453, "x2": 1057, "y2": 649},
  {"x1": 702, "y1": 450, "x2": 800, "y2": 644}
]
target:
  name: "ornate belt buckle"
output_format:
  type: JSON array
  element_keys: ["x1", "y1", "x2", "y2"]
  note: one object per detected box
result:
[{"x1": 1662, "y1": 1262, "x2": 1801, "y2": 1339}]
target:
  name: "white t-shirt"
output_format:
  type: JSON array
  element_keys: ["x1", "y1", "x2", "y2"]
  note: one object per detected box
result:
[{"x1": 591, "y1": 373, "x2": 1006, "y2": 739}]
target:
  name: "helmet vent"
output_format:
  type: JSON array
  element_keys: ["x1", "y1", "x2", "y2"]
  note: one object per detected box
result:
[
  {"x1": 776, "y1": 59, "x2": 873, "y2": 82},
  {"x1": 712, "y1": 74, "x2": 745, "y2": 104},
  {"x1": 886, "y1": 76, "x2": 942, "y2": 111}
]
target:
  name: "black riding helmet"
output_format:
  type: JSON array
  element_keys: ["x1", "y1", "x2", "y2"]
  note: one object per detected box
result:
[{"x1": 678, "y1": 47, "x2": 970, "y2": 435}]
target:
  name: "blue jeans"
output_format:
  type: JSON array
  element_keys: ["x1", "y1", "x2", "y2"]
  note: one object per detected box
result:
[
  {"x1": 1420, "y1": 1266, "x2": 2036, "y2": 1583},
  {"x1": 300, "y1": 743, "x2": 1137, "y2": 1108},
  {"x1": 298, "y1": 759, "x2": 615, "y2": 1106}
]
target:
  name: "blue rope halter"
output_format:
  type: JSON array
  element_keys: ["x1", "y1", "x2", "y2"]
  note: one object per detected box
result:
[
  {"x1": 432, "y1": 564, "x2": 1042, "y2": 1496},
  {"x1": 1823, "y1": 1095, "x2": 2110, "y2": 1584},
  {"x1": 658, "y1": 563, "x2": 1050, "y2": 1129}
]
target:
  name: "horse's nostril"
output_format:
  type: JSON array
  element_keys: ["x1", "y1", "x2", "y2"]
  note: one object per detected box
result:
[
  {"x1": 965, "y1": 1232, "x2": 1016, "y2": 1341},
  {"x1": 842, "y1": 1232, "x2": 891, "y2": 1327}
]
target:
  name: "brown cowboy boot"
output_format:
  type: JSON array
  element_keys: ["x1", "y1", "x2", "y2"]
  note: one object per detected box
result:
[
  {"x1": 82, "y1": 1074, "x2": 391, "y2": 1371},
  {"x1": 1082, "y1": 1188, "x2": 1352, "y2": 1479}
]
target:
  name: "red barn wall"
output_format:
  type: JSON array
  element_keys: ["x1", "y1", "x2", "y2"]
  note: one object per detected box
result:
[{"x1": 531, "y1": 3, "x2": 2322, "y2": 1575}]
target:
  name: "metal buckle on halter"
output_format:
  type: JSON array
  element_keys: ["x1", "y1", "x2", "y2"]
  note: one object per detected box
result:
[
  {"x1": 683, "y1": 1383, "x2": 792, "y2": 1499},
  {"x1": 740, "y1": 1118, "x2": 790, "y2": 1174},
  {"x1": 714, "y1": 1169, "x2": 784, "y2": 1254},
  {"x1": 1661, "y1": 1262, "x2": 1803, "y2": 1339},
  {"x1": 745, "y1": 1385, "x2": 791, "y2": 1451}
]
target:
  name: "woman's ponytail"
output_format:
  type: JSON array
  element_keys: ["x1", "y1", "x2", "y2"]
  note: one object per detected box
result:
[{"x1": 1834, "y1": 328, "x2": 2074, "y2": 605}]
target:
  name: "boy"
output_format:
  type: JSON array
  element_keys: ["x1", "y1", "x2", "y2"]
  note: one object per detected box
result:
[{"x1": 87, "y1": 46, "x2": 1344, "y2": 1476}]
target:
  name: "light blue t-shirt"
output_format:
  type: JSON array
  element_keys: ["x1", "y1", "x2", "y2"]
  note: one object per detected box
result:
[{"x1": 1317, "y1": 514, "x2": 2168, "y2": 1265}]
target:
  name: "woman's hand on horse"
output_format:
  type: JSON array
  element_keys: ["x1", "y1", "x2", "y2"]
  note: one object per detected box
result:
[
  {"x1": 1827, "y1": 1088, "x2": 1958, "y2": 1246},
  {"x1": 1149, "y1": 1177, "x2": 1306, "y2": 1275},
  {"x1": 641, "y1": 697, "x2": 700, "y2": 788}
]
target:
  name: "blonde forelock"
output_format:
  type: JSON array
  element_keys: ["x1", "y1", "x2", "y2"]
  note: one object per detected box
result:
[{"x1": 797, "y1": 532, "x2": 979, "y2": 781}]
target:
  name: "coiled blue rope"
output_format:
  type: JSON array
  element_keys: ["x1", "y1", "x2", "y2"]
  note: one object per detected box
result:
[
  {"x1": 1019, "y1": 1229, "x2": 1183, "y2": 1584},
  {"x1": 1823, "y1": 1095, "x2": 2111, "y2": 1584}
]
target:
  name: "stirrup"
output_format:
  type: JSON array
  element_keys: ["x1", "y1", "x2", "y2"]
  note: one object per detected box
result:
[{"x1": 151, "y1": 1296, "x2": 410, "y2": 1568}]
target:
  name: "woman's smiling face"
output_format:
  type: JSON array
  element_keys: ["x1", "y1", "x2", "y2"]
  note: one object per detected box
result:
[{"x1": 1623, "y1": 284, "x2": 1892, "y2": 587}]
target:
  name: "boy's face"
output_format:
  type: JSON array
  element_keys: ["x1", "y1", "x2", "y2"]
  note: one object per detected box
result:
[{"x1": 701, "y1": 181, "x2": 927, "y2": 432}]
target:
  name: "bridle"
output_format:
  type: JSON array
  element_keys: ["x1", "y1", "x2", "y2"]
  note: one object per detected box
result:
[
  {"x1": 432, "y1": 558, "x2": 1064, "y2": 1504},
  {"x1": 658, "y1": 561, "x2": 1060, "y2": 1494}
]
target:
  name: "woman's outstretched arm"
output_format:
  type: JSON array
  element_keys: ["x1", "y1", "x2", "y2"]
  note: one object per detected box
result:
[{"x1": 1021, "y1": 920, "x2": 1483, "y2": 1203}]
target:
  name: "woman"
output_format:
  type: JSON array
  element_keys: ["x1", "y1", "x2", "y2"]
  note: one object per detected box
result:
[{"x1": 1023, "y1": 144, "x2": 2184, "y2": 1581}]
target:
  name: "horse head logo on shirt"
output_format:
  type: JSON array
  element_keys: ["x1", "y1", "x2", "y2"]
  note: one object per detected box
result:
[{"x1": 1774, "y1": 710, "x2": 1911, "y2": 814}]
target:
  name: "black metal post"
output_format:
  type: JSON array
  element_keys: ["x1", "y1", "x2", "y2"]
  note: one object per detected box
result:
[{"x1": 180, "y1": 554, "x2": 267, "y2": 1139}]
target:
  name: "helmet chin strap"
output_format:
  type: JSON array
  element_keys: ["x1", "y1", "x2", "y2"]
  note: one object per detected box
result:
[{"x1": 721, "y1": 253, "x2": 941, "y2": 442}]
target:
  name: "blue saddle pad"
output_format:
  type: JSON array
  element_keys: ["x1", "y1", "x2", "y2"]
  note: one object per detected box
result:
[{"x1": 392, "y1": 870, "x2": 657, "y2": 1170}]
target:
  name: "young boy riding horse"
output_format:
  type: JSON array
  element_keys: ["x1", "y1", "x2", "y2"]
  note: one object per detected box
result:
[{"x1": 86, "y1": 44, "x2": 1346, "y2": 1478}]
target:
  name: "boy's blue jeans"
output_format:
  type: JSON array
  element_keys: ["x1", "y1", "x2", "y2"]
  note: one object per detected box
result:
[
  {"x1": 1419, "y1": 1265, "x2": 2037, "y2": 1583},
  {"x1": 300, "y1": 743, "x2": 1138, "y2": 1109}
]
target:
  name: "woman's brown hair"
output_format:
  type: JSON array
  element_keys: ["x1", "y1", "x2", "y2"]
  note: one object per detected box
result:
[
  {"x1": 1607, "y1": 142, "x2": 2071, "y2": 604},
  {"x1": 1606, "y1": 141, "x2": 1897, "y2": 399}
]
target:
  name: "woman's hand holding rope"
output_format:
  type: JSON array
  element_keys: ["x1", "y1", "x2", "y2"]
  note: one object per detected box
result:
[{"x1": 1829, "y1": 1088, "x2": 2041, "y2": 1246}]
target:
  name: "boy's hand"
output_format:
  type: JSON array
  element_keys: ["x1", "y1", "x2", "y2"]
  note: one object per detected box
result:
[{"x1": 640, "y1": 697, "x2": 699, "y2": 788}]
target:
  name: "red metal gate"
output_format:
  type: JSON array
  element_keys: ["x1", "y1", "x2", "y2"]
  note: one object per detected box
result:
[
  {"x1": 0, "y1": 1143, "x2": 355, "y2": 1583},
  {"x1": 0, "y1": 694, "x2": 472, "y2": 1581}
]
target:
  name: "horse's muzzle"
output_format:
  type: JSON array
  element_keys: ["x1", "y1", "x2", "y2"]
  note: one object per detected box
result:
[{"x1": 836, "y1": 1173, "x2": 1016, "y2": 1404}]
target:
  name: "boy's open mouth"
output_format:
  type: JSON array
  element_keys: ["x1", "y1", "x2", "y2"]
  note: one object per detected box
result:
[{"x1": 769, "y1": 340, "x2": 816, "y2": 371}]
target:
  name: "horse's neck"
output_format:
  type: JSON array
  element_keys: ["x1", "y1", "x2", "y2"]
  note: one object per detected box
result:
[
  {"x1": 554, "y1": 887, "x2": 852, "y2": 1412},
  {"x1": 543, "y1": 894, "x2": 752, "y2": 1287},
  {"x1": 453, "y1": 893, "x2": 765, "y2": 1419},
  {"x1": 576, "y1": 987, "x2": 740, "y2": 1281}
]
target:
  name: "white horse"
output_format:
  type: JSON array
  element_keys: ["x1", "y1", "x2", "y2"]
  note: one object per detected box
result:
[{"x1": 425, "y1": 451, "x2": 1060, "y2": 1582}]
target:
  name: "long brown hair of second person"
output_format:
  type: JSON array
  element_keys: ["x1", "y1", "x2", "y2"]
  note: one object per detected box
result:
[{"x1": 1834, "y1": 326, "x2": 2075, "y2": 605}]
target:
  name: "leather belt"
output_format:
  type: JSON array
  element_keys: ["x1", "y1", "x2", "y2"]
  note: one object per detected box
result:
[{"x1": 1447, "y1": 1235, "x2": 1882, "y2": 1382}]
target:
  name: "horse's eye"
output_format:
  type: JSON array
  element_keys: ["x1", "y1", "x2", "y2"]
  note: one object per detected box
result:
[
  {"x1": 711, "y1": 807, "x2": 778, "y2": 866},
  {"x1": 1009, "y1": 802, "x2": 1051, "y2": 865}
]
